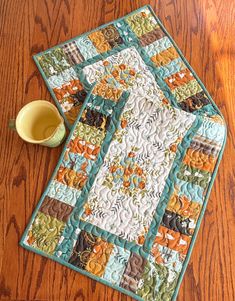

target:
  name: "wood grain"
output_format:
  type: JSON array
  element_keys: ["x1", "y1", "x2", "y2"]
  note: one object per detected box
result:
[{"x1": 0, "y1": 0, "x2": 234, "y2": 300}]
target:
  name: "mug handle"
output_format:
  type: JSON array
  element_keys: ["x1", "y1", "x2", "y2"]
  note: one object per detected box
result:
[{"x1": 8, "y1": 119, "x2": 16, "y2": 130}]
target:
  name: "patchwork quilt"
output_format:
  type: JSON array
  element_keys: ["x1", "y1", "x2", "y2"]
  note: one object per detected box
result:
[{"x1": 20, "y1": 5, "x2": 226, "y2": 301}]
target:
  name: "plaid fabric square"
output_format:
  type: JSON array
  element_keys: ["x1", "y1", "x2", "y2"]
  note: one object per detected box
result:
[{"x1": 62, "y1": 41, "x2": 84, "y2": 65}]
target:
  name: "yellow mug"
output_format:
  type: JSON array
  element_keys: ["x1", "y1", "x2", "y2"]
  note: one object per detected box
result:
[{"x1": 9, "y1": 100, "x2": 67, "y2": 147}]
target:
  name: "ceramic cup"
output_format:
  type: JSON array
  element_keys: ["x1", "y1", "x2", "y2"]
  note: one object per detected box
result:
[{"x1": 9, "y1": 100, "x2": 66, "y2": 147}]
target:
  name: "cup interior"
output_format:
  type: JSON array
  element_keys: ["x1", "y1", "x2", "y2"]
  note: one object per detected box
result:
[{"x1": 16, "y1": 101, "x2": 62, "y2": 142}]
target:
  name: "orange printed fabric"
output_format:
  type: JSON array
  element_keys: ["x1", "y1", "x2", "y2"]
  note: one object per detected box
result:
[
  {"x1": 155, "y1": 225, "x2": 191, "y2": 255},
  {"x1": 165, "y1": 68, "x2": 194, "y2": 90},
  {"x1": 68, "y1": 137, "x2": 100, "y2": 161},
  {"x1": 151, "y1": 46, "x2": 179, "y2": 67},
  {"x1": 53, "y1": 79, "x2": 84, "y2": 101},
  {"x1": 93, "y1": 82, "x2": 122, "y2": 102},
  {"x1": 88, "y1": 31, "x2": 111, "y2": 53},
  {"x1": 64, "y1": 105, "x2": 83, "y2": 125},
  {"x1": 167, "y1": 192, "x2": 202, "y2": 220},
  {"x1": 183, "y1": 148, "x2": 217, "y2": 173},
  {"x1": 56, "y1": 166, "x2": 87, "y2": 190},
  {"x1": 85, "y1": 239, "x2": 114, "y2": 277}
]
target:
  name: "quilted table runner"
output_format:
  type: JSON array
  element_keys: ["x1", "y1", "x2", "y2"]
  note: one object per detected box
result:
[{"x1": 20, "y1": 5, "x2": 226, "y2": 301}]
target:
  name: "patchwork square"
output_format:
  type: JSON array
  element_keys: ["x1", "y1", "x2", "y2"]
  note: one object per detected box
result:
[
  {"x1": 137, "y1": 259, "x2": 180, "y2": 300},
  {"x1": 37, "y1": 48, "x2": 70, "y2": 78},
  {"x1": 62, "y1": 41, "x2": 84, "y2": 64},
  {"x1": 23, "y1": 5, "x2": 226, "y2": 301},
  {"x1": 68, "y1": 137, "x2": 100, "y2": 161},
  {"x1": 178, "y1": 91, "x2": 210, "y2": 112},
  {"x1": 75, "y1": 36, "x2": 99, "y2": 60},
  {"x1": 47, "y1": 67, "x2": 78, "y2": 89},
  {"x1": 101, "y1": 24, "x2": 124, "y2": 48},
  {"x1": 177, "y1": 163, "x2": 211, "y2": 189},
  {"x1": 103, "y1": 245, "x2": 131, "y2": 285},
  {"x1": 88, "y1": 30, "x2": 111, "y2": 53},
  {"x1": 139, "y1": 27, "x2": 166, "y2": 46},
  {"x1": 25, "y1": 212, "x2": 65, "y2": 255},
  {"x1": 52, "y1": 78, "x2": 87, "y2": 125},
  {"x1": 155, "y1": 225, "x2": 191, "y2": 255},
  {"x1": 80, "y1": 108, "x2": 111, "y2": 130},
  {"x1": 151, "y1": 46, "x2": 179, "y2": 66},
  {"x1": 120, "y1": 253, "x2": 147, "y2": 292},
  {"x1": 53, "y1": 79, "x2": 84, "y2": 101},
  {"x1": 71, "y1": 89, "x2": 87, "y2": 105},
  {"x1": 166, "y1": 192, "x2": 202, "y2": 220},
  {"x1": 85, "y1": 239, "x2": 114, "y2": 277},
  {"x1": 126, "y1": 9, "x2": 158, "y2": 37},
  {"x1": 39, "y1": 196, "x2": 74, "y2": 222},
  {"x1": 69, "y1": 231, "x2": 98, "y2": 269},
  {"x1": 47, "y1": 180, "x2": 82, "y2": 206},
  {"x1": 161, "y1": 209, "x2": 195, "y2": 236}
]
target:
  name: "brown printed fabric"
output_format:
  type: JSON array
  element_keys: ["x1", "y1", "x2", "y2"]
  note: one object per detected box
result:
[
  {"x1": 39, "y1": 196, "x2": 74, "y2": 223},
  {"x1": 139, "y1": 27, "x2": 166, "y2": 47}
]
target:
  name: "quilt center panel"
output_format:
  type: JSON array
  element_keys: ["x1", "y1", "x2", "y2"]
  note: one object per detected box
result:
[{"x1": 79, "y1": 47, "x2": 196, "y2": 247}]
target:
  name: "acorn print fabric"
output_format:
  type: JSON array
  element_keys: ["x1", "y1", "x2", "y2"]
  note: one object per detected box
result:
[{"x1": 20, "y1": 5, "x2": 226, "y2": 301}]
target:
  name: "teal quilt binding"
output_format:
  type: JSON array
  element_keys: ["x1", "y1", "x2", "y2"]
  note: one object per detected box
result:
[{"x1": 21, "y1": 5, "x2": 226, "y2": 301}]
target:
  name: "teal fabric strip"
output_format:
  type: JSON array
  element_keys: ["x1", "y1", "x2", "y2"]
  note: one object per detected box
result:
[
  {"x1": 154, "y1": 57, "x2": 186, "y2": 79},
  {"x1": 103, "y1": 245, "x2": 131, "y2": 286},
  {"x1": 175, "y1": 178, "x2": 204, "y2": 204},
  {"x1": 78, "y1": 220, "x2": 149, "y2": 258},
  {"x1": 75, "y1": 36, "x2": 99, "y2": 60},
  {"x1": 144, "y1": 36, "x2": 173, "y2": 57},
  {"x1": 47, "y1": 180, "x2": 82, "y2": 206}
]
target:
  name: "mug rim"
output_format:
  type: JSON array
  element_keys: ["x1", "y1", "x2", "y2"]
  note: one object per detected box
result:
[{"x1": 15, "y1": 100, "x2": 64, "y2": 143}]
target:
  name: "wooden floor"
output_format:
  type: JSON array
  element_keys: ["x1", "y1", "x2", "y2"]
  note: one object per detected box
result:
[{"x1": 0, "y1": 0, "x2": 234, "y2": 300}]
